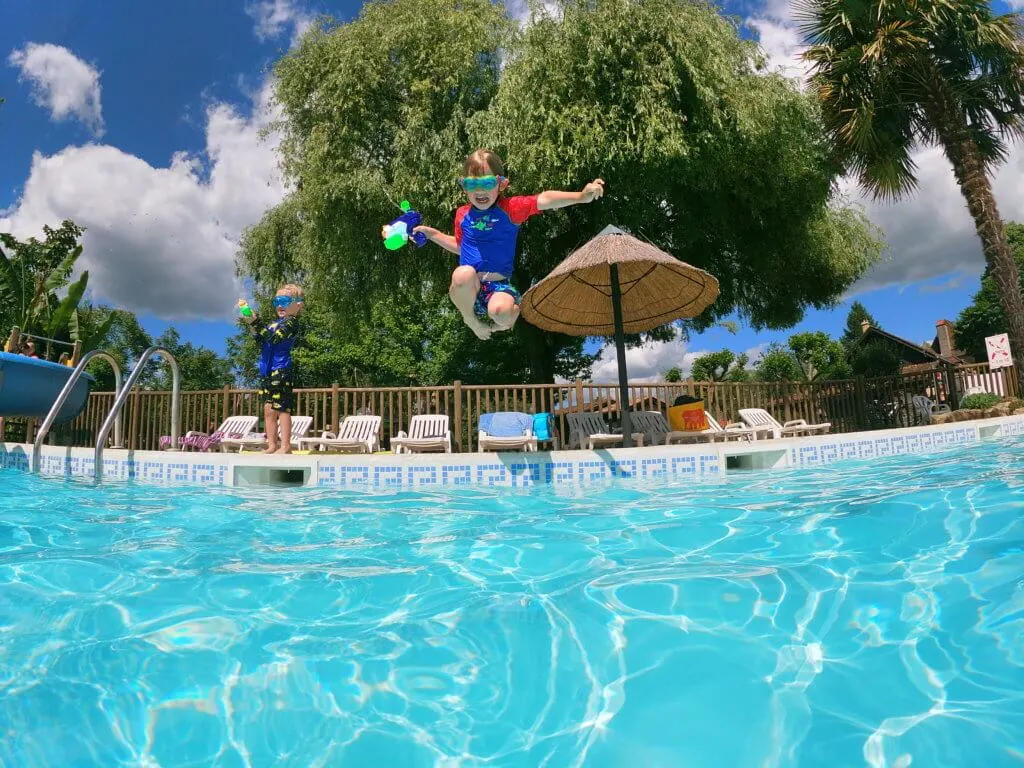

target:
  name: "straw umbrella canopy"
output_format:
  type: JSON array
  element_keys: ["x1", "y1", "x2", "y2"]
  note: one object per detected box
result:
[{"x1": 521, "y1": 225, "x2": 719, "y2": 447}]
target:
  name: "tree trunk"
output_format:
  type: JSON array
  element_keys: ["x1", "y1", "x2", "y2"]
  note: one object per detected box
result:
[
  {"x1": 517, "y1": 321, "x2": 555, "y2": 383},
  {"x1": 943, "y1": 134, "x2": 1024, "y2": 391}
]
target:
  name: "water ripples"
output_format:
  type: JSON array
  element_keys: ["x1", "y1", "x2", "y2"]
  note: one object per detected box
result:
[{"x1": 1, "y1": 439, "x2": 1023, "y2": 766}]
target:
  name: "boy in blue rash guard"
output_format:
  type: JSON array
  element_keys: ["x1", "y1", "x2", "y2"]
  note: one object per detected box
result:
[
  {"x1": 240, "y1": 283, "x2": 304, "y2": 453},
  {"x1": 413, "y1": 148, "x2": 605, "y2": 340}
]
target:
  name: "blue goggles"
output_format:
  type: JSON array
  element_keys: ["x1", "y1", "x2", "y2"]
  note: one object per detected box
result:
[
  {"x1": 272, "y1": 295, "x2": 303, "y2": 309},
  {"x1": 459, "y1": 175, "x2": 504, "y2": 192}
]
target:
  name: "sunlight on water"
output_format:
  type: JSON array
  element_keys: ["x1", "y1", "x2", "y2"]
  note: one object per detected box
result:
[{"x1": 1, "y1": 439, "x2": 1023, "y2": 766}]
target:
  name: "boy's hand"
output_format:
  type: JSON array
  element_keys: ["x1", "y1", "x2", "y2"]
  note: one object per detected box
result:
[
  {"x1": 412, "y1": 225, "x2": 441, "y2": 241},
  {"x1": 413, "y1": 225, "x2": 460, "y2": 255},
  {"x1": 580, "y1": 179, "x2": 605, "y2": 203}
]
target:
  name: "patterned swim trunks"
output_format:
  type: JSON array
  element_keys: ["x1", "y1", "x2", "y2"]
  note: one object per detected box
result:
[
  {"x1": 474, "y1": 279, "x2": 521, "y2": 318},
  {"x1": 259, "y1": 367, "x2": 295, "y2": 413}
]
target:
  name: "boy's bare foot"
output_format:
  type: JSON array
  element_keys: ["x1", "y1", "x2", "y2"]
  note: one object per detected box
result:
[
  {"x1": 275, "y1": 446, "x2": 291, "y2": 454},
  {"x1": 463, "y1": 316, "x2": 492, "y2": 340},
  {"x1": 263, "y1": 447, "x2": 277, "y2": 454}
]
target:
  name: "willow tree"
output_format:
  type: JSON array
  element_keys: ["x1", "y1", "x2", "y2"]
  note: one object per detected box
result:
[
  {"x1": 799, "y1": 0, "x2": 1024, "y2": 386},
  {"x1": 244, "y1": 0, "x2": 882, "y2": 382}
]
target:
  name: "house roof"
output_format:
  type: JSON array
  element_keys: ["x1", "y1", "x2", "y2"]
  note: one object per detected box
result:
[{"x1": 854, "y1": 324, "x2": 960, "y2": 365}]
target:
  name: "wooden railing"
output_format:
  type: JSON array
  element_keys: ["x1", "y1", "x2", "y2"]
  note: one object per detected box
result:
[{"x1": 7, "y1": 364, "x2": 1017, "y2": 452}]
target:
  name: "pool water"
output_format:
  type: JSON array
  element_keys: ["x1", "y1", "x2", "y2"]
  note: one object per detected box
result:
[{"x1": 2, "y1": 439, "x2": 1023, "y2": 767}]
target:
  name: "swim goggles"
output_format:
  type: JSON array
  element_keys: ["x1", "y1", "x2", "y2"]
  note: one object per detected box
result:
[
  {"x1": 459, "y1": 175, "x2": 504, "y2": 192},
  {"x1": 272, "y1": 295, "x2": 303, "y2": 309}
]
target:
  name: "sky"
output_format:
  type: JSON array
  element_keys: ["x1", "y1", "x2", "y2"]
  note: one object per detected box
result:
[{"x1": 2, "y1": 0, "x2": 1023, "y2": 383}]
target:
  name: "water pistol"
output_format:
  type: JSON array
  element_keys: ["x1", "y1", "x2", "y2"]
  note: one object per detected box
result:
[
  {"x1": 381, "y1": 201, "x2": 427, "y2": 250},
  {"x1": 237, "y1": 299, "x2": 254, "y2": 319}
]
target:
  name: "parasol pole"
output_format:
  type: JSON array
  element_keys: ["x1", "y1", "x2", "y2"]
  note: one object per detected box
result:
[{"x1": 609, "y1": 262, "x2": 633, "y2": 448}]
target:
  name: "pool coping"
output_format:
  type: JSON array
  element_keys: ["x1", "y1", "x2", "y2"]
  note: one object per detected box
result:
[{"x1": 2, "y1": 414, "x2": 1021, "y2": 488}]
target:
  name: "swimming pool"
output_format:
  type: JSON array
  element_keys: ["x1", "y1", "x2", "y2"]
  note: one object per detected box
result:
[{"x1": 2, "y1": 436, "x2": 1022, "y2": 767}]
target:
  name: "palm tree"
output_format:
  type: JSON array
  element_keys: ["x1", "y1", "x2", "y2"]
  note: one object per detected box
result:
[{"x1": 797, "y1": 0, "x2": 1024, "y2": 388}]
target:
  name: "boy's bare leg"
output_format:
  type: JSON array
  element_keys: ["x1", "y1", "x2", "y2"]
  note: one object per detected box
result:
[
  {"x1": 275, "y1": 412, "x2": 293, "y2": 454},
  {"x1": 487, "y1": 292, "x2": 519, "y2": 332},
  {"x1": 449, "y1": 266, "x2": 492, "y2": 340},
  {"x1": 264, "y1": 403, "x2": 279, "y2": 454}
]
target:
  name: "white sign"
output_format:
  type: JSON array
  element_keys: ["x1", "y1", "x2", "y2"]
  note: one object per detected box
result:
[{"x1": 985, "y1": 333, "x2": 1013, "y2": 369}]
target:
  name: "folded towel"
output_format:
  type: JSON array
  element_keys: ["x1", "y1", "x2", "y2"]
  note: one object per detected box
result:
[{"x1": 479, "y1": 411, "x2": 533, "y2": 437}]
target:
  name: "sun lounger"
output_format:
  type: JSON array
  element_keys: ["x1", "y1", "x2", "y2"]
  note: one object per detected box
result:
[
  {"x1": 391, "y1": 414, "x2": 452, "y2": 454},
  {"x1": 169, "y1": 415, "x2": 259, "y2": 452},
  {"x1": 566, "y1": 412, "x2": 644, "y2": 449},
  {"x1": 738, "y1": 408, "x2": 831, "y2": 439},
  {"x1": 220, "y1": 415, "x2": 314, "y2": 452},
  {"x1": 297, "y1": 414, "x2": 381, "y2": 453},
  {"x1": 478, "y1": 411, "x2": 537, "y2": 452}
]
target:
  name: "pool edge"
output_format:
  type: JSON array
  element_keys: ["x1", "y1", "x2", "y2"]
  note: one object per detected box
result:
[{"x1": 2, "y1": 414, "x2": 1021, "y2": 488}]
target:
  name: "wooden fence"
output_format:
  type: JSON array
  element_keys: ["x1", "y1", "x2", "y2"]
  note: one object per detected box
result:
[{"x1": 3, "y1": 362, "x2": 1013, "y2": 453}]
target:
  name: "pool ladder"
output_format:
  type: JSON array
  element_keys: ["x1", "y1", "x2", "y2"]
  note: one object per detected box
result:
[{"x1": 33, "y1": 347, "x2": 180, "y2": 480}]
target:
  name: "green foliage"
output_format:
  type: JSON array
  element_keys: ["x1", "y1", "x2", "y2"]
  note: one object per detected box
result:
[
  {"x1": 841, "y1": 300, "x2": 878, "y2": 348},
  {"x1": 149, "y1": 328, "x2": 234, "y2": 391},
  {"x1": 955, "y1": 222, "x2": 1024, "y2": 361},
  {"x1": 755, "y1": 343, "x2": 803, "y2": 382},
  {"x1": 789, "y1": 331, "x2": 851, "y2": 380},
  {"x1": 849, "y1": 341, "x2": 902, "y2": 378},
  {"x1": 959, "y1": 392, "x2": 1001, "y2": 410},
  {"x1": 0, "y1": 221, "x2": 89, "y2": 350},
  {"x1": 72, "y1": 305, "x2": 155, "y2": 390},
  {"x1": 663, "y1": 366, "x2": 682, "y2": 382},
  {"x1": 691, "y1": 349, "x2": 750, "y2": 382},
  {"x1": 243, "y1": 0, "x2": 883, "y2": 383}
]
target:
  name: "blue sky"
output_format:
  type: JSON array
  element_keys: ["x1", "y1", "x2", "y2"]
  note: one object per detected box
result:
[{"x1": 2, "y1": 0, "x2": 1022, "y2": 382}]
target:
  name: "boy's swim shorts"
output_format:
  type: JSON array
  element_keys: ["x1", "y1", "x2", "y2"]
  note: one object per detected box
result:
[
  {"x1": 474, "y1": 279, "x2": 521, "y2": 318},
  {"x1": 259, "y1": 367, "x2": 295, "y2": 413}
]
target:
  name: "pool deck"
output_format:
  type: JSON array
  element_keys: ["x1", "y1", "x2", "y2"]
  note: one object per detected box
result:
[{"x1": 3, "y1": 414, "x2": 1022, "y2": 488}]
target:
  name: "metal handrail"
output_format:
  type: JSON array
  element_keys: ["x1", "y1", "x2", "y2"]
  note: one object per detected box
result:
[
  {"x1": 32, "y1": 350, "x2": 124, "y2": 473},
  {"x1": 94, "y1": 347, "x2": 180, "y2": 480}
]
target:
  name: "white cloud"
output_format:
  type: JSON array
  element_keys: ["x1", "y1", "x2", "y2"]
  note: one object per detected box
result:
[
  {"x1": 0, "y1": 82, "x2": 287, "y2": 321},
  {"x1": 246, "y1": 0, "x2": 315, "y2": 44},
  {"x1": 8, "y1": 43, "x2": 104, "y2": 136},
  {"x1": 504, "y1": 0, "x2": 561, "y2": 27},
  {"x1": 585, "y1": 330, "x2": 700, "y2": 384}
]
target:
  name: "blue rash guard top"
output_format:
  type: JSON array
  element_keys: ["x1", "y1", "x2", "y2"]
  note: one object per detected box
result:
[
  {"x1": 453, "y1": 195, "x2": 541, "y2": 277},
  {"x1": 251, "y1": 315, "x2": 301, "y2": 378}
]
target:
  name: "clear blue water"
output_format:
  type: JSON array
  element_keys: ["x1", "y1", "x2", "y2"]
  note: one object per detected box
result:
[{"x1": 2, "y1": 440, "x2": 1023, "y2": 767}]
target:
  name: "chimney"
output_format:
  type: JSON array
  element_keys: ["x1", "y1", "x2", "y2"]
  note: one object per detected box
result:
[
  {"x1": 860, "y1": 319, "x2": 871, "y2": 334},
  {"x1": 936, "y1": 319, "x2": 955, "y2": 358}
]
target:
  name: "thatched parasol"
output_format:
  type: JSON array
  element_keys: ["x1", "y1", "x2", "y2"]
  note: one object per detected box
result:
[{"x1": 521, "y1": 225, "x2": 719, "y2": 447}]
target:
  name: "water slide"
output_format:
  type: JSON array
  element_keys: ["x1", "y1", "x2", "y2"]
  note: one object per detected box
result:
[{"x1": 0, "y1": 352, "x2": 94, "y2": 423}]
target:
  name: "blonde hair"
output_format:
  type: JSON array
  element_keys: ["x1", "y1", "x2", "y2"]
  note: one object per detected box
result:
[
  {"x1": 277, "y1": 283, "x2": 304, "y2": 299},
  {"x1": 464, "y1": 148, "x2": 505, "y2": 177}
]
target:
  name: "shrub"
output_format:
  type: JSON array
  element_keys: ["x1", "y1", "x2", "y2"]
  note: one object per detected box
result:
[{"x1": 959, "y1": 393, "x2": 1001, "y2": 410}]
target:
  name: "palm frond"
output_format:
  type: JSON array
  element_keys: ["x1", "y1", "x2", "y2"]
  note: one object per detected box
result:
[{"x1": 796, "y1": 0, "x2": 1024, "y2": 195}]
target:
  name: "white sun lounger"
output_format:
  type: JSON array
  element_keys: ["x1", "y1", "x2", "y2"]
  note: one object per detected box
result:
[
  {"x1": 298, "y1": 414, "x2": 382, "y2": 454},
  {"x1": 478, "y1": 411, "x2": 537, "y2": 452},
  {"x1": 219, "y1": 415, "x2": 314, "y2": 452},
  {"x1": 738, "y1": 408, "x2": 831, "y2": 439},
  {"x1": 391, "y1": 414, "x2": 452, "y2": 454},
  {"x1": 177, "y1": 415, "x2": 259, "y2": 451}
]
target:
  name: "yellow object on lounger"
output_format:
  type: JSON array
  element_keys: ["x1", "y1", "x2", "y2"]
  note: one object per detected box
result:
[{"x1": 668, "y1": 398, "x2": 708, "y2": 432}]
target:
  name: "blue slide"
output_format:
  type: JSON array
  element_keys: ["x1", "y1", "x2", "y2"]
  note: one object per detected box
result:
[{"x1": 0, "y1": 352, "x2": 94, "y2": 423}]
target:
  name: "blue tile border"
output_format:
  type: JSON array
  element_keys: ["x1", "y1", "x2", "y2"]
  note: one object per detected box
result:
[
  {"x1": 787, "y1": 426, "x2": 979, "y2": 469},
  {"x1": 2, "y1": 416, "x2": 1020, "y2": 488}
]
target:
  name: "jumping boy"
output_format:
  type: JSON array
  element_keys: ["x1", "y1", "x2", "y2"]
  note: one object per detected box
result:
[
  {"x1": 413, "y1": 149, "x2": 605, "y2": 340},
  {"x1": 239, "y1": 283, "x2": 304, "y2": 453}
]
